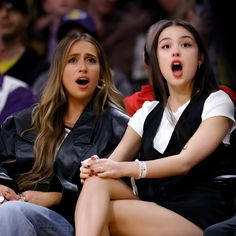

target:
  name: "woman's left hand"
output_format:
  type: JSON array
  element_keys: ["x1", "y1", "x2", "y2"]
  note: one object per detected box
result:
[{"x1": 87, "y1": 157, "x2": 122, "y2": 179}]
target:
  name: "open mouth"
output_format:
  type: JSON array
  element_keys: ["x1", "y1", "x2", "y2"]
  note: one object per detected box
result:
[
  {"x1": 76, "y1": 78, "x2": 89, "y2": 85},
  {"x1": 172, "y1": 63, "x2": 182, "y2": 72}
]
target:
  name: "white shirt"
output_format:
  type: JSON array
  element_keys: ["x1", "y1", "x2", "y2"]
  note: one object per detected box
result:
[{"x1": 128, "y1": 90, "x2": 236, "y2": 154}]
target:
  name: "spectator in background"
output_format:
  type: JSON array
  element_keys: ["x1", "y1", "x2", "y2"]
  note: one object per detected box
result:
[
  {"x1": 0, "y1": 0, "x2": 49, "y2": 86},
  {"x1": 56, "y1": 8, "x2": 98, "y2": 41},
  {"x1": 30, "y1": 0, "x2": 79, "y2": 62},
  {"x1": 87, "y1": 0, "x2": 151, "y2": 91},
  {"x1": 208, "y1": 0, "x2": 236, "y2": 90},
  {"x1": 123, "y1": 22, "x2": 158, "y2": 116},
  {"x1": 0, "y1": 74, "x2": 36, "y2": 124}
]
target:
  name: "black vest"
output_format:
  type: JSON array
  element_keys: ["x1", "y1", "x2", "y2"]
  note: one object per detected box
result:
[{"x1": 136, "y1": 96, "x2": 228, "y2": 201}]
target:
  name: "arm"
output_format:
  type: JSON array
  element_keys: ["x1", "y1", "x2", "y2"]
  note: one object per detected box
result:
[
  {"x1": 80, "y1": 126, "x2": 141, "y2": 180},
  {"x1": 93, "y1": 116, "x2": 233, "y2": 179},
  {"x1": 109, "y1": 126, "x2": 141, "y2": 162},
  {"x1": 20, "y1": 191, "x2": 62, "y2": 207}
]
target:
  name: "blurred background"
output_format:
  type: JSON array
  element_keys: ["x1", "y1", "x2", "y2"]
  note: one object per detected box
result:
[{"x1": 1, "y1": 0, "x2": 235, "y2": 117}]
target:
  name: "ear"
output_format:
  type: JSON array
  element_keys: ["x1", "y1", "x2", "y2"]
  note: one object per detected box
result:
[{"x1": 198, "y1": 53, "x2": 204, "y2": 65}]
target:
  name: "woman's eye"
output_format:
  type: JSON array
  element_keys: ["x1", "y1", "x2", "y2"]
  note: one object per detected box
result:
[
  {"x1": 68, "y1": 57, "x2": 77, "y2": 64},
  {"x1": 182, "y1": 42, "x2": 192, "y2": 48},
  {"x1": 162, "y1": 44, "x2": 170, "y2": 49},
  {"x1": 86, "y1": 57, "x2": 96, "y2": 64}
]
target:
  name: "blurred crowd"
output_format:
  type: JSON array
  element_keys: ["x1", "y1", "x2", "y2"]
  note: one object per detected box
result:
[{"x1": 1, "y1": 0, "x2": 236, "y2": 122}]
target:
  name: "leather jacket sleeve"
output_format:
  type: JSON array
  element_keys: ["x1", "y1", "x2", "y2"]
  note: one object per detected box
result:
[
  {"x1": 0, "y1": 108, "x2": 34, "y2": 192},
  {"x1": 0, "y1": 116, "x2": 20, "y2": 192}
]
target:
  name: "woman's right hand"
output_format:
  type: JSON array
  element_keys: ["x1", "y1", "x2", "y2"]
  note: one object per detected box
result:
[
  {"x1": 80, "y1": 155, "x2": 100, "y2": 183},
  {"x1": 0, "y1": 184, "x2": 20, "y2": 203}
]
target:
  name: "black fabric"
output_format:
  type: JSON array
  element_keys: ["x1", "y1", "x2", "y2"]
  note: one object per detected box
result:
[
  {"x1": 0, "y1": 103, "x2": 129, "y2": 225},
  {"x1": 135, "y1": 95, "x2": 231, "y2": 229}
]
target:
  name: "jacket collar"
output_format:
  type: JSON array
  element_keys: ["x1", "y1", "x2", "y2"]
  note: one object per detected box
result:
[
  {"x1": 66, "y1": 103, "x2": 97, "y2": 144},
  {"x1": 72, "y1": 102, "x2": 97, "y2": 144}
]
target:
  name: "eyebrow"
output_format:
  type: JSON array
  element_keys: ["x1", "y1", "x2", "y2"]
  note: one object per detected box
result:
[
  {"x1": 159, "y1": 35, "x2": 194, "y2": 43},
  {"x1": 67, "y1": 52, "x2": 97, "y2": 58}
]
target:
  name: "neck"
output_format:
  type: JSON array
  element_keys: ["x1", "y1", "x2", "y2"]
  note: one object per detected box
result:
[
  {"x1": 168, "y1": 92, "x2": 191, "y2": 112},
  {"x1": 0, "y1": 38, "x2": 25, "y2": 60},
  {"x1": 64, "y1": 101, "x2": 88, "y2": 128}
]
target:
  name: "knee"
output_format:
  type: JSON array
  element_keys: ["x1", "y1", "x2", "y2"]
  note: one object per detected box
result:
[{"x1": 83, "y1": 176, "x2": 113, "y2": 192}]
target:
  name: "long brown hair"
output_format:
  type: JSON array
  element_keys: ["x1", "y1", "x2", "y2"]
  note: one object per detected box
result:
[
  {"x1": 18, "y1": 33, "x2": 124, "y2": 191},
  {"x1": 149, "y1": 19, "x2": 218, "y2": 105}
]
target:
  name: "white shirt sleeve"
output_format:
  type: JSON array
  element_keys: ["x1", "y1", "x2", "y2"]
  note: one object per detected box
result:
[
  {"x1": 202, "y1": 90, "x2": 235, "y2": 121},
  {"x1": 128, "y1": 101, "x2": 159, "y2": 137},
  {"x1": 202, "y1": 90, "x2": 236, "y2": 144}
]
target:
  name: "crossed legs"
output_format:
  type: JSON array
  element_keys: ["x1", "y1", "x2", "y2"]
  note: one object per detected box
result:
[{"x1": 75, "y1": 177, "x2": 203, "y2": 236}]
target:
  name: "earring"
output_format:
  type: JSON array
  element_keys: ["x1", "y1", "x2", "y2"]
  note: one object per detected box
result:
[
  {"x1": 97, "y1": 79, "x2": 106, "y2": 89},
  {"x1": 198, "y1": 63, "x2": 201, "y2": 69}
]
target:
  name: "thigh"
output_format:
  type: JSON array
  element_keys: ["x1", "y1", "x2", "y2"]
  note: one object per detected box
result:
[
  {"x1": 109, "y1": 199, "x2": 203, "y2": 236},
  {"x1": 83, "y1": 176, "x2": 137, "y2": 200},
  {"x1": 1, "y1": 201, "x2": 74, "y2": 236}
]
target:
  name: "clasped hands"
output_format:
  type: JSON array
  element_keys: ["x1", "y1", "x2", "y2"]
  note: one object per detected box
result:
[{"x1": 80, "y1": 155, "x2": 121, "y2": 183}]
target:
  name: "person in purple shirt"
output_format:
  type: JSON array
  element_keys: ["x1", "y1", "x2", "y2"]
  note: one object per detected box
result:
[{"x1": 0, "y1": 74, "x2": 36, "y2": 124}]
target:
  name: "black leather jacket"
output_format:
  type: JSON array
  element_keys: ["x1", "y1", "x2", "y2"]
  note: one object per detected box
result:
[{"x1": 0, "y1": 102, "x2": 129, "y2": 224}]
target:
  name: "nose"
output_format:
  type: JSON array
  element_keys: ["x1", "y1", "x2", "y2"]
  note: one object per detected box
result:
[
  {"x1": 172, "y1": 44, "x2": 180, "y2": 57},
  {"x1": 172, "y1": 52, "x2": 180, "y2": 57},
  {"x1": 78, "y1": 61, "x2": 87, "y2": 72}
]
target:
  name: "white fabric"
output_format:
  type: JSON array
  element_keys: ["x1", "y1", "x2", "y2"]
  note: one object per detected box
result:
[
  {"x1": 0, "y1": 75, "x2": 28, "y2": 113},
  {"x1": 128, "y1": 90, "x2": 236, "y2": 154}
]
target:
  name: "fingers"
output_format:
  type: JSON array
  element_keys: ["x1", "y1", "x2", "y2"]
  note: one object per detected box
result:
[
  {"x1": 0, "y1": 186, "x2": 21, "y2": 202},
  {"x1": 80, "y1": 156, "x2": 101, "y2": 183},
  {"x1": 81, "y1": 155, "x2": 99, "y2": 167},
  {"x1": 0, "y1": 188, "x2": 11, "y2": 204}
]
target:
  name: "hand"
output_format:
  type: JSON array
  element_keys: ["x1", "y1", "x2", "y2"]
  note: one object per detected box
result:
[
  {"x1": 80, "y1": 155, "x2": 100, "y2": 183},
  {"x1": 0, "y1": 184, "x2": 20, "y2": 204},
  {"x1": 20, "y1": 191, "x2": 62, "y2": 207},
  {"x1": 82, "y1": 156, "x2": 122, "y2": 179}
]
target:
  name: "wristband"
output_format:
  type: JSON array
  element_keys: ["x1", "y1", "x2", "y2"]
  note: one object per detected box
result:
[{"x1": 135, "y1": 159, "x2": 147, "y2": 179}]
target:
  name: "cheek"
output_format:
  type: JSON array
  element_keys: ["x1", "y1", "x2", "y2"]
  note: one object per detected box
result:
[
  {"x1": 62, "y1": 70, "x2": 73, "y2": 89},
  {"x1": 187, "y1": 58, "x2": 198, "y2": 77},
  {"x1": 91, "y1": 67, "x2": 101, "y2": 82},
  {"x1": 159, "y1": 60, "x2": 169, "y2": 77}
]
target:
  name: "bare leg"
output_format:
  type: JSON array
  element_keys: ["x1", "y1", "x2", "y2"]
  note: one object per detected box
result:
[
  {"x1": 75, "y1": 177, "x2": 137, "y2": 236},
  {"x1": 109, "y1": 199, "x2": 203, "y2": 236},
  {"x1": 75, "y1": 176, "x2": 202, "y2": 236}
]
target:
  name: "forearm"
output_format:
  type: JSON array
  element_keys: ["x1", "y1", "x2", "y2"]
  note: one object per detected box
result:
[
  {"x1": 22, "y1": 191, "x2": 62, "y2": 207},
  {"x1": 109, "y1": 126, "x2": 141, "y2": 162}
]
